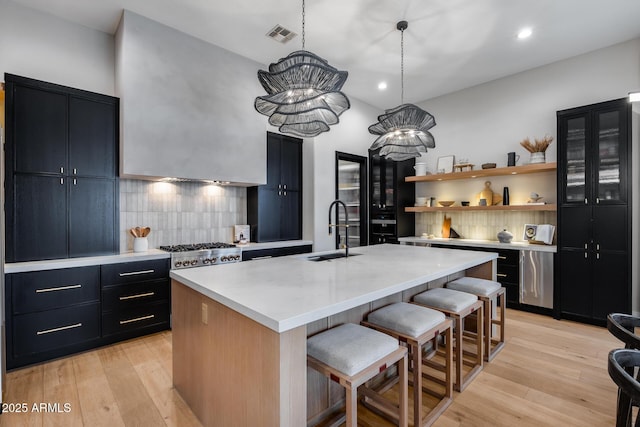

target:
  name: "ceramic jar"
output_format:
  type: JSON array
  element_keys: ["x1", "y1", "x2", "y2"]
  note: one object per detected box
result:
[{"x1": 497, "y1": 229, "x2": 513, "y2": 243}]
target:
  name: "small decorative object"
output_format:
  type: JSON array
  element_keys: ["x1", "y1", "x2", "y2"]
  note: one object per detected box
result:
[
  {"x1": 478, "y1": 198, "x2": 487, "y2": 206},
  {"x1": 234, "y1": 225, "x2": 250, "y2": 244},
  {"x1": 415, "y1": 196, "x2": 427, "y2": 206},
  {"x1": 478, "y1": 180, "x2": 502, "y2": 205},
  {"x1": 528, "y1": 192, "x2": 544, "y2": 203},
  {"x1": 438, "y1": 200, "x2": 454, "y2": 207},
  {"x1": 449, "y1": 228, "x2": 461, "y2": 238},
  {"x1": 507, "y1": 152, "x2": 520, "y2": 167},
  {"x1": 497, "y1": 229, "x2": 514, "y2": 243},
  {"x1": 436, "y1": 155, "x2": 455, "y2": 174},
  {"x1": 442, "y1": 215, "x2": 451, "y2": 238},
  {"x1": 520, "y1": 135, "x2": 554, "y2": 164},
  {"x1": 454, "y1": 163, "x2": 474, "y2": 172},
  {"x1": 481, "y1": 163, "x2": 496, "y2": 169},
  {"x1": 414, "y1": 162, "x2": 428, "y2": 176},
  {"x1": 503, "y1": 187, "x2": 510, "y2": 205},
  {"x1": 461, "y1": 201, "x2": 470, "y2": 206},
  {"x1": 130, "y1": 226, "x2": 151, "y2": 252}
]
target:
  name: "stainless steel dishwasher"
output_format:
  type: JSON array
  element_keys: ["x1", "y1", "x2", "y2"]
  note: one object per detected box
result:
[{"x1": 520, "y1": 250, "x2": 554, "y2": 308}]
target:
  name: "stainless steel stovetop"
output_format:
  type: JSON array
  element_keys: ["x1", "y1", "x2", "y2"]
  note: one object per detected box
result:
[{"x1": 159, "y1": 242, "x2": 241, "y2": 269}]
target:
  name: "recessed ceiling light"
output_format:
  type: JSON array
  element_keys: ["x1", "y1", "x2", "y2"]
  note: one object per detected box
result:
[
  {"x1": 378, "y1": 82, "x2": 387, "y2": 90},
  {"x1": 517, "y1": 27, "x2": 533, "y2": 40}
]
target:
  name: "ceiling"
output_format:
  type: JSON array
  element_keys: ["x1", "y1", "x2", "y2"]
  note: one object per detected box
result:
[{"x1": 11, "y1": 0, "x2": 640, "y2": 109}]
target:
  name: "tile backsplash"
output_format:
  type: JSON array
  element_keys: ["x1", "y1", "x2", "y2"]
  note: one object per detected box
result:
[
  {"x1": 119, "y1": 179, "x2": 246, "y2": 252},
  {"x1": 415, "y1": 211, "x2": 557, "y2": 242}
]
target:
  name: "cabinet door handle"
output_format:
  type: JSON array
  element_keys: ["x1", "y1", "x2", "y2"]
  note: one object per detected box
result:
[
  {"x1": 596, "y1": 243, "x2": 600, "y2": 250},
  {"x1": 498, "y1": 256, "x2": 507, "y2": 260},
  {"x1": 120, "y1": 314, "x2": 154, "y2": 325},
  {"x1": 119, "y1": 291, "x2": 155, "y2": 301},
  {"x1": 37, "y1": 323, "x2": 82, "y2": 335},
  {"x1": 584, "y1": 243, "x2": 588, "y2": 249},
  {"x1": 278, "y1": 184, "x2": 282, "y2": 190},
  {"x1": 283, "y1": 191, "x2": 287, "y2": 196},
  {"x1": 119, "y1": 269, "x2": 155, "y2": 277},
  {"x1": 596, "y1": 253, "x2": 600, "y2": 260},
  {"x1": 73, "y1": 178, "x2": 77, "y2": 185},
  {"x1": 60, "y1": 178, "x2": 64, "y2": 185},
  {"x1": 60, "y1": 167, "x2": 64, "y2": 174},
  {"x1": 250, "y1": 255, "x2": 273, "y2": 260},
  {"x1": 584, "y1": 252, "x2": 588, "y2": 259},
  {"x1": 596, "y1": 198, "x2": 600, "y2": 204},
  {"x1": 496, "y1": 273, "x2": 507, "y2": 278},
  {"x1": 73, "y1": 168, "x2": 77, "y2": 175},
  {"x1": 278, "y1": 191, "x2": 282, "y2": 196},
  {"x1": 283, "y1": 184, "x2": 287, "y2": 190},
  {"x1": 35, "y1": 284, "x2": 82, "y2": 293},
  {"x1": 584, "y1": 198, "x2": 588, "y2": 204}
]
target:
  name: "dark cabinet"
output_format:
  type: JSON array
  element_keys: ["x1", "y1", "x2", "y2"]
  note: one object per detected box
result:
[
  {"x1": 5, "y1": 259, "x2": 171, "y2": 369},
  {"x1": 241, "y1": 244, "x2": 312, "y2": 261},
  {"x1": 5, "y1": 266, "x2": 102, "y2": 369},
  {"x1": 368, "y1": 149, "x2": 414, "y2": 244},
  {"x1": 5, "y1": 74, "x2": 119, "y2": 262},
  {"x1": 247, "y1": 132, "x2": 303, "y2": 242},
  {"x1": 556, "y1": 98, "x2": 631, "y2": 325}
]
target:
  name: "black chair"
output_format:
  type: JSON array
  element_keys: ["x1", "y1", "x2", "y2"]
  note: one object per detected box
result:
[
  {"x1": 608, "y1": 313, "x2": 640, "y2": 427},
  {"x1": 608, "y1": 349, "x2": 640, "y2": 427},
  {"x1": 608, "y1": 314, "x2": 640, "y2": 350}
]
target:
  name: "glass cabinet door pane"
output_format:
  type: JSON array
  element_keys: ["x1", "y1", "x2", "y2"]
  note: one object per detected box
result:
[
  {"x1": 337, "y1": 156, "x2": 365, "y2": 248},
  {"x1": 384, "y1": 161, "x2": 395, "y2": 208},
  {"x1": 370, "y1": 154, "x2": 382, "y2": 208},
  {"x1": 565, "y1": 117, "x2": 586, "y2": 202},
  {"x1": 596, "y1": 111, "x2": 621, "y2": 202}
]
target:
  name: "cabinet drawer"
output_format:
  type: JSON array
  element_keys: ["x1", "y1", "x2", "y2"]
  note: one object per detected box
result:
[
  {"x1": 496, "y1": 264, "x2": 519, "y2": 284},
  {"x1": 11, "y1": 266, "x2": 100, "y2": 315},
  {"x1": 102, "y1": 279, "x2": 170, "y2": 312},
  {"x1": 13, "y1": 302, "x2": 100, "y2": 357},
  {"x1": 102, "y1": 302, "x2": 170, "y2": 337},
  {"x1": 101, "y1": 259, "x2": 169, "y2": 286},
  {"x1": 496, "y1": 249, "x2": 519, "y2": 266},
  {"x1": 242, "y1": 245, "x2": 312, "y2": 261}
]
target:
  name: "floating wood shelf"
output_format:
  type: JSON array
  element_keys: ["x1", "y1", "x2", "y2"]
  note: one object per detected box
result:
[
  {"x1": 406, "y1": 204, "x2": 557, "y2": 213},
  {"x1": 406, "y1": 162, "x2": 557, "y2": 182}
]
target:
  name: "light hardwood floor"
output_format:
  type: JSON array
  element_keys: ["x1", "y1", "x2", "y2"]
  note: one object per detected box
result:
[{"x1": 0, "y1": 309, "x2": 622, "y2": 426}]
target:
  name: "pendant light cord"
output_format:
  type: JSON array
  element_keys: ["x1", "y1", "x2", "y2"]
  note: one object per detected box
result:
[
  {"x1": 400, "y1": 26, "x2": 404, "y2": 105},
  {"x1": 302, "y1": 0, "x2": 306, "y2": 50}
]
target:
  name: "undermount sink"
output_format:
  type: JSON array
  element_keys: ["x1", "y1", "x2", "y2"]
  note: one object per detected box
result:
[{"x1": 306, "y1": 252, "x2": 361, "y2": 262}]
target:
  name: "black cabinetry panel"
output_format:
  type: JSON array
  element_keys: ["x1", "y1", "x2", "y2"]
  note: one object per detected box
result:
[{"x1": 101, "y1": 259, "x2": 170, "y2": 286}]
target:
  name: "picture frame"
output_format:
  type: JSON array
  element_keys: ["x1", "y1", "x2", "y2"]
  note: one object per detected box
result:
[{"x1": 436, "y1": 155, "x2": 455, "y2": 174}]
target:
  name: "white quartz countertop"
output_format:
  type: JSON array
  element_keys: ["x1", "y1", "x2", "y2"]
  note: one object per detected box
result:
[
  {"x1": 399, "y1": 237, "x2": 557, "y2": 253},
  {"x1": 239, "y1": 240, "x2": 313, "y2": 252},
  {"x1": 5, "y1": 250, "x2": 170, "y2": 274},
  {"x1": 170, "y1": 244, "x2": 497, "y2": 333}
]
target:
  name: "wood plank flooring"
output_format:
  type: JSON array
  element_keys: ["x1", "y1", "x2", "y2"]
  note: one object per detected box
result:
[{"x1": 0, "y1": 310, "x2": 623, "y2": 426}]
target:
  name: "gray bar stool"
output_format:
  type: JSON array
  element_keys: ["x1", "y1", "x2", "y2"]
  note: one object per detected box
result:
[
  {"x1": 362, "y1": 302, "x2": 453, "y2": 427},
  {"x1": 412, "y1": 287, "x2": 483, "y2": 392},
  {"x1": 307, "y1": 323, "x2": 408, "y2": 427},
  {"x1": 447, "y1": 276, "x2": 506, "y2": 362}
]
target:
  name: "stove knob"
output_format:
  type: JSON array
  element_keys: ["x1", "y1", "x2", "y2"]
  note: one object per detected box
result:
[
  {"x1": 221, "y1": 256, "x2": 228, "y2": 262},
  {"x1": 203, "y1": 258, "x2": 210, "y2": 264},
  {"x1": 175, "y1": 261, "x2": 182, "y2": 267},
  {"x1": 233, "y1": 255, "x2": 240, "y2": 261},
  {"x1": 211, "y1": 257, "x2": 217, "y2": 263},
  {"x1": 190, "y1": 260, "x2": 198, "y2": 266}
]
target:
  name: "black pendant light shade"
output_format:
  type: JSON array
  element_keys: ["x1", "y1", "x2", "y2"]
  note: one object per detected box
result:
[
  {"x1": 255, "y1": 50, "x2": 350, "y2": 137},
  {"x1": 368, "y1": 21, "x2": 436, "y2": 161}
]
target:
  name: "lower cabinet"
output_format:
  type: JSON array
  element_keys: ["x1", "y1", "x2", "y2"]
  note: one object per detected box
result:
[{"x1": 6, "y1": 258, "x2": 171, "y2": 369}]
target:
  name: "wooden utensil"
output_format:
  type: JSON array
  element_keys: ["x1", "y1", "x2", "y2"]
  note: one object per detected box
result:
[
  {"x1": 142, "y1": 227, "x2": 151, "y2": 237},
  {"x1": 129, "y1": 228, "x2": 138, "y2": 238},
  {"x1": 135, "y1": 226, "x2": 142, "y2": 238}
]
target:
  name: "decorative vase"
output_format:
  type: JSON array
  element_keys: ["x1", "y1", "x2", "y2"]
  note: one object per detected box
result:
[
  {"x1": 529, "y1": 152, "x2": 546, "y2": 164},
  {"x1": 497, "y1": 229, "x2": 513, "y2": 243}
]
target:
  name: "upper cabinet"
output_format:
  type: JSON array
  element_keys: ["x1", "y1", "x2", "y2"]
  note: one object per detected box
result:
[
  {"x1": 558, "y1": 100, "x2": 629, "y2": 205},
  {"x1": 247, "y1": 132, "x2": 303, "y2": 242},
  {"x1": 5, "y1": 74, "x2": 119, "y2": 262}
]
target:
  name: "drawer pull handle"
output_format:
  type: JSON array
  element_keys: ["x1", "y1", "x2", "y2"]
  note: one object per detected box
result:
[
  {"x1": 35, "y1": 284, "x2": 82, "y2": 293},
  {"x1": 120, "y1": 314, "x2": 155, "y2": 325},
  {"x1": 119, "y1": 269, "x2": 155, "y2": 277},
  {"x1": 119, "y1": 292, "x2": 155, "y2": 301},
  {"x1": 250, "y1": 256, "x2": 273, "y2": 260},
  {"x1": 37, "y1": 323, "x2": 82, "y2": 335},
  {"x1": 496, "y1": 273, "x2": 507, "y2": 278},
  {"x1": 498, "y1": 256, "x2": 507, "y2": 260}
]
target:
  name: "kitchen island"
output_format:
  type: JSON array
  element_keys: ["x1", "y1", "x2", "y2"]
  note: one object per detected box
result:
[{"x1": 170, "y1": 244, "x2": 497, "y2": 426}]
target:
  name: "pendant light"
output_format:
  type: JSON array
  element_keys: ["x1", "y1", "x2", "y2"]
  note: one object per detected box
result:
[
  {"x1": 368, "y1": 21, "x2": 436, "y2": 161},
  {"x1": 255, "y1": 0, "x2": 350, "y2": 138}
]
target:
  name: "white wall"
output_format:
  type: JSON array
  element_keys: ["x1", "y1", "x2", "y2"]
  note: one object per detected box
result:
[{"x1": 0, "y1": 0, "x2": 114, "y2": 95}]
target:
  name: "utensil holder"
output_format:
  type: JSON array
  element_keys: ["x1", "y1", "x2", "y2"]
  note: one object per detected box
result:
[{"x1": 133, "y1": 237, "x2": 148, "y2": 252}]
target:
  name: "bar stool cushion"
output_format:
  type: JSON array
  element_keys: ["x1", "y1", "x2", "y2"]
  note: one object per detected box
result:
[
  {"x1": 307, "y1": 323, "x2": 400, "y2": 376},
  {"x1": 367, "y1": 302, "x2": 446, "y2": 338},
  {"x1": 447, "y1": 277, "x2": 501, "y2": 297},
  {"x1": 414, "y1": 288, "x2": 478, "y2": 312}
]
